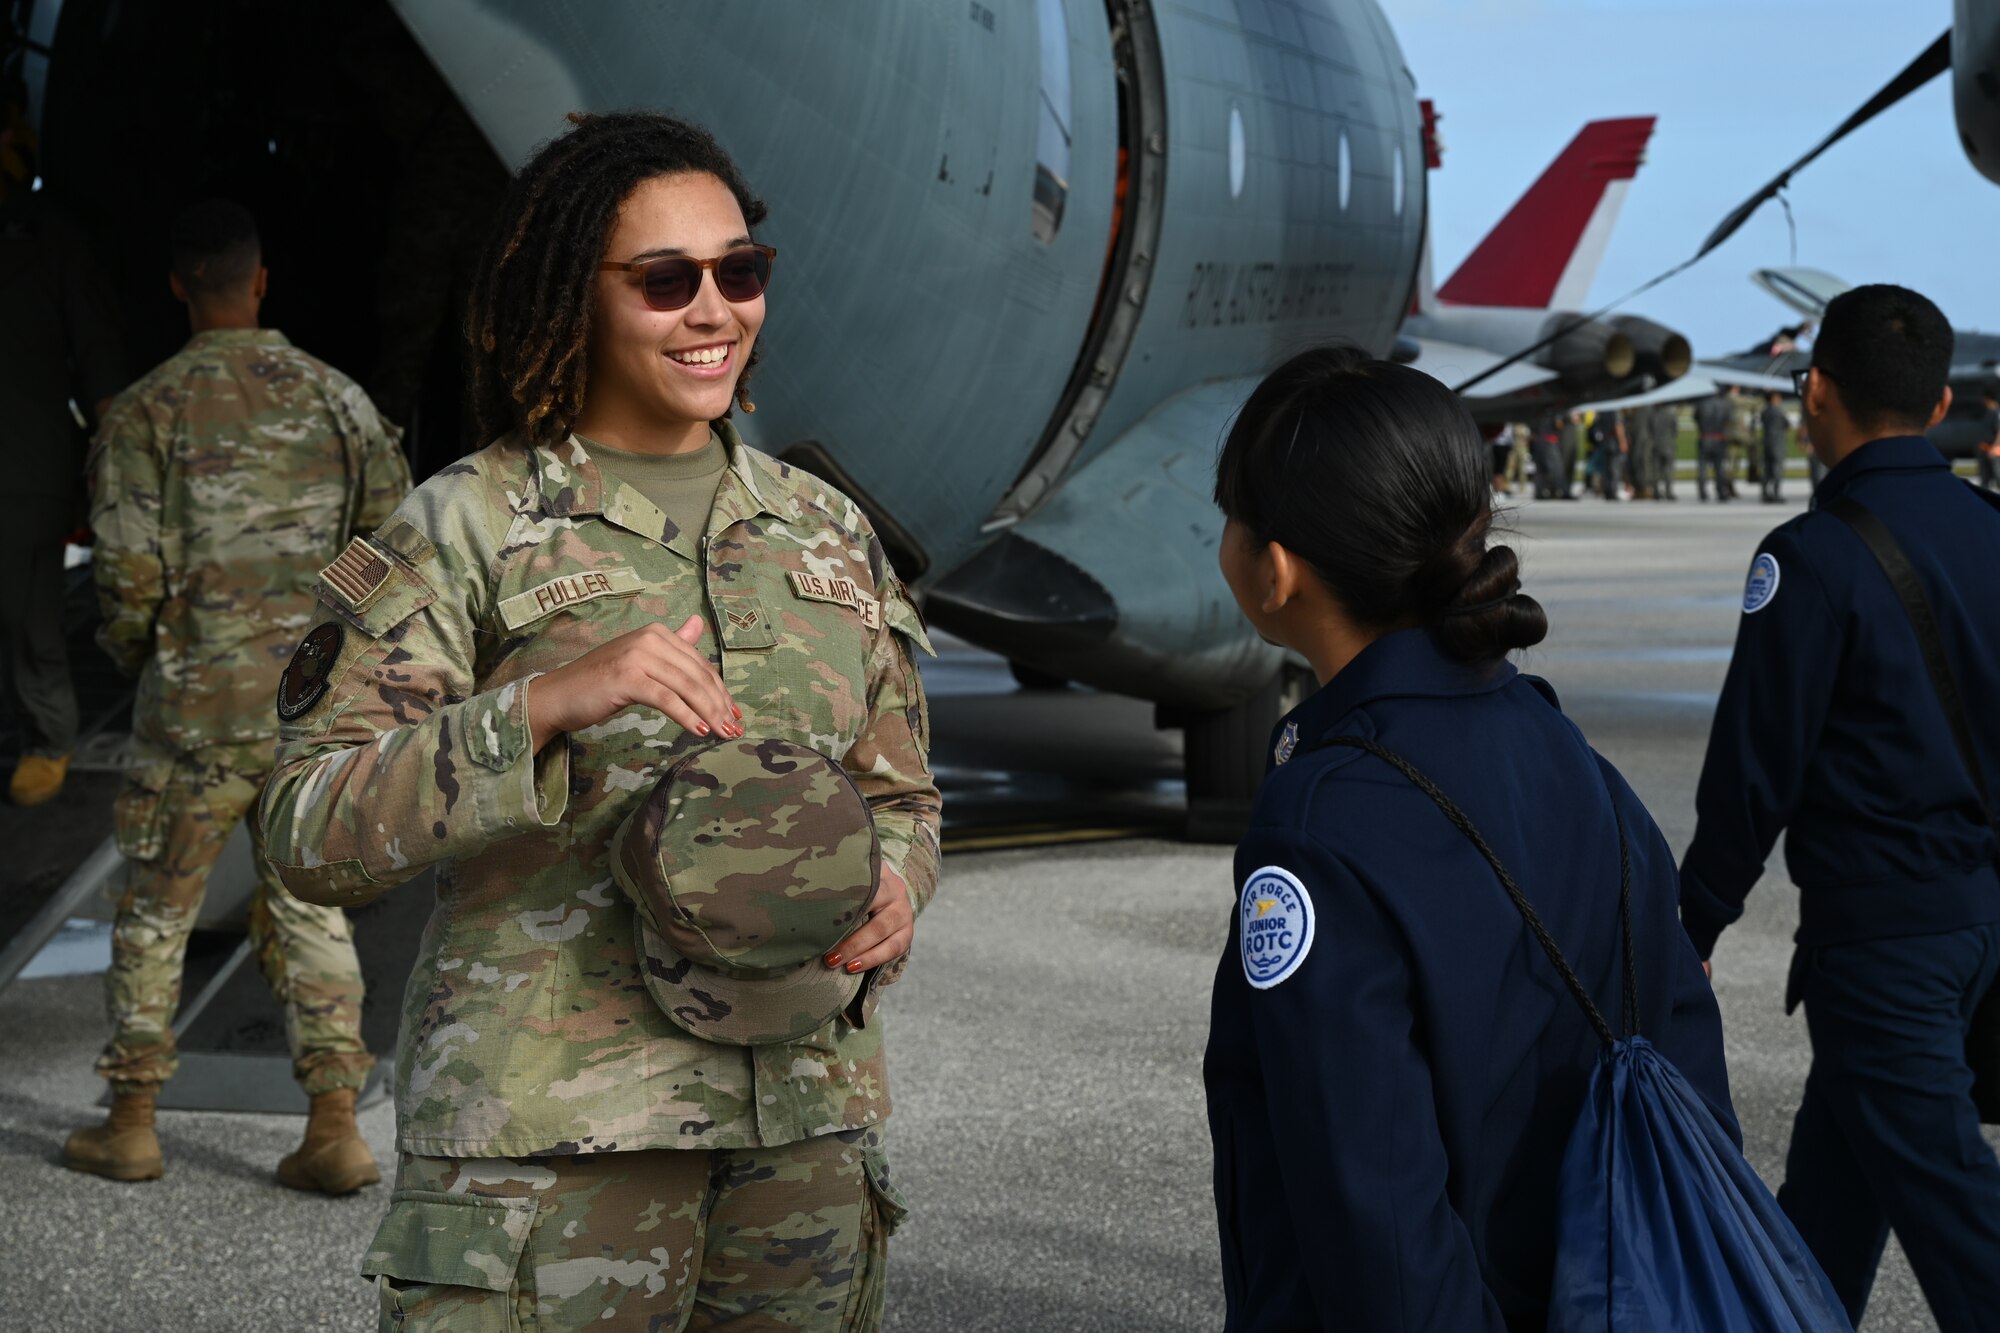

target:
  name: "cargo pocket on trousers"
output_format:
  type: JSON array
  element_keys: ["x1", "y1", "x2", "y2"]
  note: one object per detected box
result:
[
  {"x1": 362, "y1": 1189, "x2": 536, "y2": 1332},
  {"x1": 112, "y1": 759, "x2": 176, "y2": 863},
  {"x1": 863, "y1": 1142, "x2": 909, "y2": 1237},
  {"x1": 842, "y1": 1141, "x2": 911, "y2": 1332}
]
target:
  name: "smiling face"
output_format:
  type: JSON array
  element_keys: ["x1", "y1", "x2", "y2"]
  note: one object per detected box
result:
[{"x1": 578, "y1": 171, "x2": 766, "y2": 454}]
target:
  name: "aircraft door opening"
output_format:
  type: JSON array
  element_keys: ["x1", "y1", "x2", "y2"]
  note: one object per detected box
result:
[
  {"x1": 36, "y1": 0, "x2": 507, "y2": 480},
  {"x1": 987, "y1": 0, "x2": 1167, "y2": 529}
]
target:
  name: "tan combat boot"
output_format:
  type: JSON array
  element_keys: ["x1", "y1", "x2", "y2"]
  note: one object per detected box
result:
[
  {"x1": 10, "y1": 752, "x2": 70, "y2": 806},
  {"x1": 63, "y1": 1084, "x2": 165, "y2": 1181},
  {"x1": 275, "y1": 1087, "x2": 380, "y2": 1195}
]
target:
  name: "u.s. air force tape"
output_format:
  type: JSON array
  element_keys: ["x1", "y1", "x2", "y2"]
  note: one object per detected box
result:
[{"x1": 1239, "y1": 865, "x2": 1315, "y2": 989}]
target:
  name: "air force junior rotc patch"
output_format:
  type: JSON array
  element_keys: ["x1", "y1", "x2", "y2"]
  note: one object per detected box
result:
[
  {"x1": 1239, "y1": 865, "x2": 1315, "y2": 989},
  {"x1": 1274, "y1": 720, "x2": 1300, "y2": 766},
  {"x1": 1742, "y1": 551, "x2": 1781, "y2": 614},
  {"x1": 276, "y1": 622, "x2": 344, "y2": 721}
]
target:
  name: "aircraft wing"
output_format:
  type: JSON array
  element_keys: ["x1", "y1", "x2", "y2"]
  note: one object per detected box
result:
[
  {"x1": 1405, "y1": 338, "x2": 1560, "y2": 400},
  {"x1": 1576, "y1": 363, "x2": 1792, "y2": 413}
]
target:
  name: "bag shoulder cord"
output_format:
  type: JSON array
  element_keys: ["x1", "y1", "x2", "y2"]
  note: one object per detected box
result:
[{"x1": 1323, "y1": 736, "x2": 1638, "y2": 1048}]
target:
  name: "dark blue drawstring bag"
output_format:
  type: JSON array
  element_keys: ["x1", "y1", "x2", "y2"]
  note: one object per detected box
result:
[{"x1": 1329, "y1": 737, "x2": 1852, "y2": 1333}]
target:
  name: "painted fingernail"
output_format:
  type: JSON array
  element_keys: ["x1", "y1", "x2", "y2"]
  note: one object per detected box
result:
[
  {"x1": 732, "y1": 705, "x2": 743, "y2": 720},
  {"x1": 845, "y1": 961, "x2": 864, "y2": 974},
  {"x1": 696, "y1": 722, "x2": 711, "y2": 736},
  {"x1": 824, "y1": 952, "x2": 841, "y2": 968}
]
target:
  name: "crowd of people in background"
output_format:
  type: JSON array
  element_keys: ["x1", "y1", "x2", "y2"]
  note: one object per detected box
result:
[
  {"x1": 1498, "y1": 386, "x2": 1818, "y2": 505},
  {"x1": 1502, "y1": 379, "x2": 2000, "y2": 503}
]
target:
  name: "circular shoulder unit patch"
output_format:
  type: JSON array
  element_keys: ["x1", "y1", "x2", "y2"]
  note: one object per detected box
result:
[
  {"x1": 1239, "y1": 865, "x2": 1316, "y2": 990},
  {"x1": 1742, "y1": 551, "x2": 1781, "y2": 615},
  {"x1": 276, "y1": 621, "x2": 345, "y2": 721}
]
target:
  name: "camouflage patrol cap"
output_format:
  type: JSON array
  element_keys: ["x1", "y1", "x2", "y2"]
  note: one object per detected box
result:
[{"x1": 611, "y1": 737, "x2": 879, "y2": 1046}]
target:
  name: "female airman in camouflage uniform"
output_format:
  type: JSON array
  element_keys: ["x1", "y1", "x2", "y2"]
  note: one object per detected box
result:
[{"x1": 257, "y1": 112, "x2": 940, "y2": 1331}]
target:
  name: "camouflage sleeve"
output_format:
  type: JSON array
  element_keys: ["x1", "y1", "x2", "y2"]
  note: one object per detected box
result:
[
  {"x1": 87, "y1": 396, "x2": 163, "y2": 678},
  {"x1": 334, "y1": 378, "x2": 412, "y2": 535},
  {"x1": 256, "y1": 496, "x2": 570, "y2": 909},
  {"x1": 848, "y1": 528, "x2": 942, "y2": 916}
]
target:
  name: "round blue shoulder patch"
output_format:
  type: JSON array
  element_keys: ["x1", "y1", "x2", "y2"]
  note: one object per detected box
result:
[
  {"x1": 1742, "y1": 551, "x2": 1781, "y2": 614},
  {"x1": 1239, "y1": 866, "x2": 1316, "y2": 990}
]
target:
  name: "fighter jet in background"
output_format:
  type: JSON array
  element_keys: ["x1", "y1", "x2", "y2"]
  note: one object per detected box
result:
[
  {"x1": 1705, "y1": 266, "x2": 2000, "y2": 459},
  {"x1": 1574, "y1": 263, "x2": 2000, "y2": 446},
  {"x1": 1402, "y1": 116, "x2": 1694, "y2": 426}
]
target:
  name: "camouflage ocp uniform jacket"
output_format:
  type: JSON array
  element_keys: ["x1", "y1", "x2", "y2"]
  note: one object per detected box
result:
[
  {"x1": 90, "y1": 328, "x2": 411, "y2": 753},
  {"x1": 258, "y1": 422, "x2": 941, "y2": 1158}
]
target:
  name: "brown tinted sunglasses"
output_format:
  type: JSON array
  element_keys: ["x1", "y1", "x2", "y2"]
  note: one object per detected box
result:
[{"x1": 598, "y1": 245, "x2": 777, "y2": 311}]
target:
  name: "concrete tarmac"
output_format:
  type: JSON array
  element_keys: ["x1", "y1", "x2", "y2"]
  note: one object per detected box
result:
[{"x1": 2, "y1": 478, "x2": 1992, "y2": 1330}]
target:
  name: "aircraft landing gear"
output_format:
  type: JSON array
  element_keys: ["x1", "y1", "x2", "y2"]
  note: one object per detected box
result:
[{"x1": 1179, "y1": 663, "x2": 1313, "y2": 843}]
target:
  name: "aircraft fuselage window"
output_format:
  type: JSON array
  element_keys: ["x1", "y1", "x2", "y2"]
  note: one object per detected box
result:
[
  {"x1": 1337, "y1": 130, "x2": 1352, "y2": 211},
  {"x1": 1229, "y1": 104, "x2": 1247, "y2": 198},
  {"x1": 1033, "y1": 0, "x2": 1072, "y2": 243},
  {"x1": 1393, "y1": 142, "x2": 1405, "y2": 216}
]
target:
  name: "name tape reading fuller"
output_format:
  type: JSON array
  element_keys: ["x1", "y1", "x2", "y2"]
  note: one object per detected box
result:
[{"x1": 499, "y1": 568, "x2": 647, "y2": 629}]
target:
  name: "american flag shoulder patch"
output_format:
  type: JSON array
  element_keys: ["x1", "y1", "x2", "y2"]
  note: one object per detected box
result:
[{"x1": 320, "y1": 537, "x2": 392, "y2": 611}]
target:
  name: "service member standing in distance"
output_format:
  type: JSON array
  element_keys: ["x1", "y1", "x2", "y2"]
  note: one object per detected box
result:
[
  {"x1": 1694, "y1": 390, "x2": 1735, "y2": 502},
  {"x1": 1651, "y1": 401, "x2": 1680, "y2": 500},
  {"x1": 1681, "y1": 285, "x2": 2000, "y2": 1332},
  {"x1": 1203, "y1": 347, "x2": 1734, "y2": 1331},
  {"x1": 1760, "y1": 389, "x2": 1792, "y2": 503},
  {"x1": 256, "y1": 113, "x2": 939, "y2": 1330},
  {"x1": 67, "y1": 199, "x2": 409, "y2": 1189},
  {"x1": 1627, "y1": 400, "x2": 1658, "y2": 500}
]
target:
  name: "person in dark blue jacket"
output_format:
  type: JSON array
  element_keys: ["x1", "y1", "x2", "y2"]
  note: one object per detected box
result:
[
  {"x1": 1681, "y1": 284, "x2": 2000, "y2": 1333},
  {"x1": 1203, "y1": 346, "x2": 1736, "y2": 1331}
]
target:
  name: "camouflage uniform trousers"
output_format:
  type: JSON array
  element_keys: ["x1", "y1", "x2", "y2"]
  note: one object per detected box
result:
[
  {"x1": 369, "y1": 1126, "x2": 906, "y2": 1332},
  {"x1": 1651, "y1": 434, "x2": 1678, "y2": 498},
  {"x1": 97, "y1": 741, "x2": 373, "y2": 1094}
]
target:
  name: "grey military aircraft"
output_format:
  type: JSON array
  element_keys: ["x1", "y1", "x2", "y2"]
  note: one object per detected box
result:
[{"x1": 22, "y1": 0, "x2": 1435, "y2": 833}]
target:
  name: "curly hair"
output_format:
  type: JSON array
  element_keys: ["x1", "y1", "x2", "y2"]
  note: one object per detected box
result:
[{"x1": 464, "y1": 111, "x2": 768, "y2": 448}]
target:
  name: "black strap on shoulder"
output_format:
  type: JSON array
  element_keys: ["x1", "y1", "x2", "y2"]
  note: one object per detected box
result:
[
  {"x1": 1323, "y1": 736, "x2": 1637, "y2": 1049},
  {"x1": 1821, "y1": 494, "x2": 1999, "y2": 848}
]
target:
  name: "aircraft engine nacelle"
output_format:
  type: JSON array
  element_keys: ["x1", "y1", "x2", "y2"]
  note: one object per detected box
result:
[
  {"x1": 1610, "y1": 315, "x2": 1692, "y2": 384},
  {"x1": 1537, "y1": 312, "x2": 1636, "y2": 388}
]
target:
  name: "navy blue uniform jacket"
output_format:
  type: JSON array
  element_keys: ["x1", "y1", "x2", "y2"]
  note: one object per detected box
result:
[
  {"x1": 1204, "y1": 629, "x2": 1736, "y2": 1332},
  {"x1": 1680, "y1": 436, "x2": 2000, "y2": 958}
]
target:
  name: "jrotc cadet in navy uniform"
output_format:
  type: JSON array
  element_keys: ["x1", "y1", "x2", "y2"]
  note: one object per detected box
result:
[
  {"x1": 1204, "y1": 346, "x2": 1734, "y2": 1331},
  {"x1": 1681, "y1": 285, "x2": 2000, "y2": 1333}
]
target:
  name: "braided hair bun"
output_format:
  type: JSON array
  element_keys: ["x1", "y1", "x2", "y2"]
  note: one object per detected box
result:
[{"x1": 1432, "y1": 544, "x2": 1548, "y2": 661}]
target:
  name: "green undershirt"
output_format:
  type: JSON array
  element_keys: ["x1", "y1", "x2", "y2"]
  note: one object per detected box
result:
[{"x1": 584, "y1": 431, "x2": 729, "y2": 546}]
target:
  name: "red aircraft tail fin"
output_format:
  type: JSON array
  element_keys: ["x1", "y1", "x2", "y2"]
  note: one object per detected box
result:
[{"x1": 1437, "y1": 116, "x2": 1656, "y2": 310}]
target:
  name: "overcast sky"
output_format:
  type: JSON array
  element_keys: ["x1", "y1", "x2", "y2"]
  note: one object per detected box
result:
[{"x1": 1387, "y1": 0, "x2": 1983, "y2": 357}]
